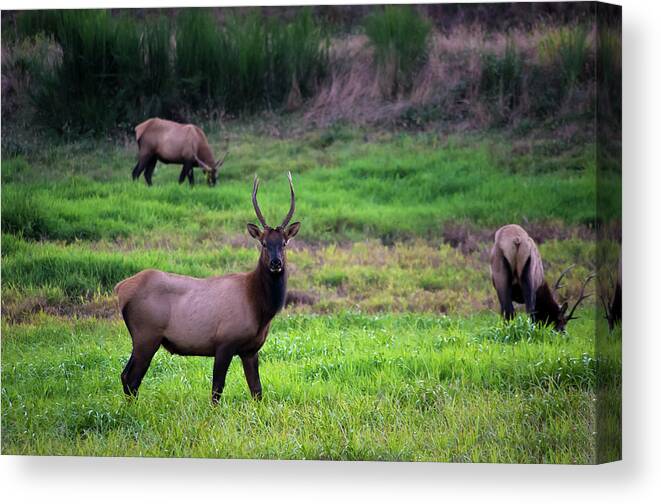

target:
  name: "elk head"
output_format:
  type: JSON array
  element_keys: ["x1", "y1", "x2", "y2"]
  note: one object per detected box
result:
[
  {"x1": 552, "y1": 266, "x2": 595, "y2": 332},
  {"x1": 196, "y1": 151, "x2": 229, "y2": 187},
  {"x1": 247, "y1": 172, "x2": 301, "y2": 274}
]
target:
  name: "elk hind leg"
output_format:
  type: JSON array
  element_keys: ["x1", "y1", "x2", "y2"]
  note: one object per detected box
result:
[
  {"x1": 143, "y1": 157, "x2": 158, "y2": 186},
  {"x1": 521, "y1": 257, "x2": 537, "y2": 319},
  {"x1": 493, "y1": 257, "x2": 515, "y2": 320},
  {"x1": 122, "y1": 339, "x2": 160, "y2": 398}
]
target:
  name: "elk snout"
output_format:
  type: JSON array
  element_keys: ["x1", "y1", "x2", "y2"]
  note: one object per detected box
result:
[
  {"x1": 269, "y1": 258, "x2": 283, "y2": 273},
  {"x1": 206, "y1": 170, "x2": 217, "y2": 187}
]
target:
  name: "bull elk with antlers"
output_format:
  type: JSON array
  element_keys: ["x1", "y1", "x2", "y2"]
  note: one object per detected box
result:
[
  {"x1": 115, "y1": 173, "x2": 300, "y2": 403},
  {"x1": 132, "y1": 118, "x2": 229, "y2": 187},
  {"x1": 490, "y1": 224, "x2": 593, "y2": 331}
]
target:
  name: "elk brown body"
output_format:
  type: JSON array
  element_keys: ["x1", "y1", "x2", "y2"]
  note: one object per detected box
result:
[
  {"x1": 115, "y1": 173, "x2": 300, "y2": 403},
  {"x1": 132, "y1": 118, "x2": 228, "y2": 187},
  {"x1": 489, "y1": 224, "x2": 593, "y2": 331}
]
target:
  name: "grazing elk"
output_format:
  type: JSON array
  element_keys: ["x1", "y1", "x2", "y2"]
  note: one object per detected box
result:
[
  {"x1": 489, "y1": 224, "x2": 593, "y2": 331},
  {"x1": 132, "y1": 118, "x2": 228, "y2": 187},
  {"x1": 601, "y1": 255, "x2": 622, "y2": 331},
  {"x1": 115, "y1": 173, "x2": 300, "y2": 403}
]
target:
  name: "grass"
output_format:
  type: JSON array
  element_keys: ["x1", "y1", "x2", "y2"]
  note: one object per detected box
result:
[
  {"x1": 1, "y1": 128, "x2": 598, "y2": 244},
  {"x1": 364, "y1": 5, "x2": 431, "y2": 96},
  {"x1": 0, "y1": 124, "x2": 618, "y2": 462},
  {"x1": 1, "y1": 312, "x2": 600, "y2": 462},
  {"x1": 539, "y1": 24, "x2": 590, "y2": 90}
]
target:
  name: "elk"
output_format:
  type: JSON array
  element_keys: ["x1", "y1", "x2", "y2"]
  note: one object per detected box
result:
[
  {"x1": 131, "y1": 118, "x2": 228, "y2": 187},
  {"x1": 601, "y1": 255, "x2": 622, "y2": 331},
  {"x1": 489, "y1": 224, "x2": 594, "y2": 331},
  {"x1": 115, "y1": 172, "x2": 300, "y2": 403}
]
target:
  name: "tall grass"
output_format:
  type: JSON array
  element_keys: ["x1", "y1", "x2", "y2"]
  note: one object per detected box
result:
[
  {"x1": 480, "y1": 40, "x2": 524, "y2": 122},
  {"x1": 538, "y1": 24, "x2": 590, "y2": 90},
  {"x1": 213, "y1": 9, "x2": 328, "y2": 112},
  {"x1": 364, "y1": 5, "x2": 431, "y2": 96},
  {"x1": 175, "y1": 9, "x2": 223, "y2": 108},
  {"x1": 18, "y1": 8, "x2": 328, "y2": 131}
]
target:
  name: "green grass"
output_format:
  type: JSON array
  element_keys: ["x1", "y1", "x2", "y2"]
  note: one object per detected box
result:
[
  {"x1": 1, "y1": 126, "x2": 617, "y2": 462},
  {"x1": 1, "y1": 312, "x2": 598, "y2": 462},
  {"x1": 1, "y1": 129, "x2": 597, "y2": 244}
]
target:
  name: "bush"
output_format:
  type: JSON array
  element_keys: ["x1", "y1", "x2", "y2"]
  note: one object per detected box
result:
[{"x1": 364, "y1": 5, "x2": 431, "y2": 97}]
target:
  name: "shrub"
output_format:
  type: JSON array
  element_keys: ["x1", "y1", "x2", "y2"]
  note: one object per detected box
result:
[{"x1": 364, "y1": 5, "x2": 431, "y2": 97}]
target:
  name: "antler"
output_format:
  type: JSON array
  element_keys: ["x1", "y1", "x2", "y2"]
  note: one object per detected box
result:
[
  {"x1": 194, "y1": 154, "x2": 211, "y2": 172},
  {"x1": 565, "y1": 273, "x2": 596, "y2": 321},
  {"x1": 280, "y1": 171, "x2": 296, "y2": 228},
  {"x1": 554, "y1": 264, "x2": 576, "y2": 291},
  {"x1": 215, "y1": 150, "x2": 229, "y2": 169},
  {"x1": 252, "y1": 175, "x2": 268, "y2": 228}
]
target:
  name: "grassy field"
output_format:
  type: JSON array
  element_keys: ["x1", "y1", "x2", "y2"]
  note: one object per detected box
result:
[{"x1": 1, "y1": 124, "x2": 613, "y2": 462}]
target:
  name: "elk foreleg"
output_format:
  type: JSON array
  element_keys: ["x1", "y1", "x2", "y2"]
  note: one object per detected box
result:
[
  {"x1": 241, "y1": 353, "x2": 262, "y2": 400},
  {"x1": 211, "y1": 346, "x2": 234, "y2": 404},
  {"x1": 178, "y1": 161, "x2": 194, "y2": 185}
]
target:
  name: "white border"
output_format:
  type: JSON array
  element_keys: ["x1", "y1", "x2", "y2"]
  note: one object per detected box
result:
[{"x1": 2, "y1": 1, "x2": 660, "y2": 503}]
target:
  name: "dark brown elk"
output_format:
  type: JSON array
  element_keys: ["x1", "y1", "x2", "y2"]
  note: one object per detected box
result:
[
  {"x1": 489, "y1": 224, "x2": 593, "y2": 331},
  {"x1": 115, "y1": 173, "x2": 300, "y2": 403},
  {"x1": 601, "y1": 255, "x2": 622, "y2": 331},
  {"x1": 132, "y1": 118, "x2": 228, "y2": 187}
]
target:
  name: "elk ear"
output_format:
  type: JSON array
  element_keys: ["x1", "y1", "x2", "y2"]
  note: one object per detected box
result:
[
  {"x1": 247, "y1": 223, "x2": 262, "y2": 240},
  {"x1": 560, "y1": 301, "x2": 569, "y2": 314},
  {"x1": 284, "y1": 221, "x2": 301, "y2": 242}
]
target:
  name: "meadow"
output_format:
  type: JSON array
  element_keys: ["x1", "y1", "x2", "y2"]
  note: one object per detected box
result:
[
  {"x1": 1, "y1": 5, "x2": 622, "y2": 463},
  {"x1": 1, "y1": 123, "x2": 616, "y2": 462}
]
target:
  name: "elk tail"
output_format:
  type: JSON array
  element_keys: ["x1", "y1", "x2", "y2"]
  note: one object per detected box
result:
[{"x1": 134, "y1": 118, "x2": 154, "y2": 144}]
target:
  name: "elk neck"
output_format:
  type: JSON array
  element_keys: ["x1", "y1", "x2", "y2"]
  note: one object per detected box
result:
[
  {"x1": 248, "y1": 256, "x2": 288, "y2": 325},
  {"x1": 533, "y1": 282, "x2": 562, "y2": 324}
]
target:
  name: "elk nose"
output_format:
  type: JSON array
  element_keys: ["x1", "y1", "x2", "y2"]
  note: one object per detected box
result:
[{"x1": 269, "y1": 259, "x2": 282, "y2": 271}]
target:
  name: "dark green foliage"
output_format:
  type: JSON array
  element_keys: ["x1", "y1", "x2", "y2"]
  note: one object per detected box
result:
[
  {"x1": 539, "y1": 25, "x2": 590, "y2": 90},
  {"x1": 17, "y1": 8, "x2": 328, "y2": 132},
  {"x1": 175, "y1": 9, "x2": 223, "y2": 108},
  {"x1": 213, "y1": 9, "x2": 328, "y2": 113},
  {"x1": 480, "y1": 40, "x2": 523, "y2": 123},
  {"x1": 364, "y1": 5, "x2": 431, "y2": 96}
]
